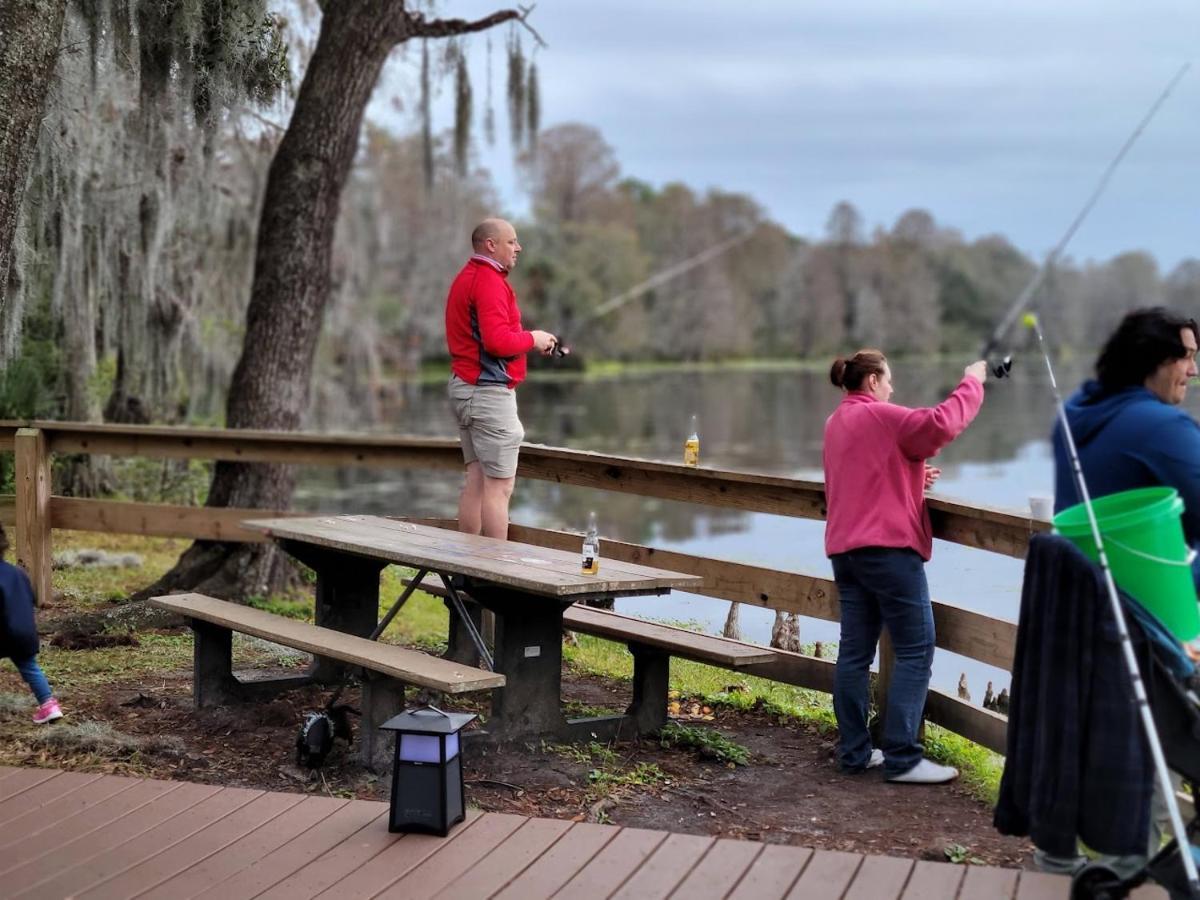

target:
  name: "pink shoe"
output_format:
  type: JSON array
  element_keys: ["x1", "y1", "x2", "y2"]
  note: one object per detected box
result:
[{"x1": 33, "y1": 698, "x2": 63, "y2": 724}]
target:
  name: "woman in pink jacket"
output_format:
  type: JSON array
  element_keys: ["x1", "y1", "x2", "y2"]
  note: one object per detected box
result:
[{"x1": 824, "y1": 350, "x2": 987, "y2": 784}]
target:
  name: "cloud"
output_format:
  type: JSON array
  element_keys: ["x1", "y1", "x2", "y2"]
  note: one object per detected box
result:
[{"x1": 389, "y1": 0, "x2": 1200, "y2": 266}]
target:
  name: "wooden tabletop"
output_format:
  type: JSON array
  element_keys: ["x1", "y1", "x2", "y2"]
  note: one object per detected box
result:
[{"x1": 243, "y1": 516, "x2": 704, "y2": 599}]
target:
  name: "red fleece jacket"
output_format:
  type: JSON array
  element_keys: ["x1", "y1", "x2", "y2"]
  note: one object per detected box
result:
[
  {"x1": 823, "y1": 376, "x2": 984, "y2": 561},
  {"x1": 445, "y1": 257, "x2": 535, "y2": 389}
]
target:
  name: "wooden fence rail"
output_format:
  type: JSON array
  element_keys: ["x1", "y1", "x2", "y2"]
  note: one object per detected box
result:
[{"x1": 0, "y1": 420, "x2": 1049, "y2": 755}]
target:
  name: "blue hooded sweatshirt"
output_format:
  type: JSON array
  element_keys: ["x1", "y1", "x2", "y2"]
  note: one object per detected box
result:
[
  {"x1": 0, "y1": 559, "x2": 39, "y2": 661},
  {"x1": 1053, "y1": 380, "x2": 1200, "y2": 553}
]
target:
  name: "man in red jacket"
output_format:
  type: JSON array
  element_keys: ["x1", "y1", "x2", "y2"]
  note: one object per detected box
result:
[{"x1": 445, "y1": 218, "x2": 557, "y2": 538}]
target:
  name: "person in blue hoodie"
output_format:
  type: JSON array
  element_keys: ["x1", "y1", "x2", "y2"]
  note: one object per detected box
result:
[
  {"x1": 1054, "y1": 306, "x2": 1200, "y2": 568},
  {"x1": 0, "y1": 524, "x2": 63, "y2": 724},
  {"x1": 1042, "y1": 305, "x2": 1195, "y2": 877}
]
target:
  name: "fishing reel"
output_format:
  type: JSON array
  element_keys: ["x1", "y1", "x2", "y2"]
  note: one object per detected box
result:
[{"x1": 991, "y1": 355, "x2": 1013, "y2": 379}]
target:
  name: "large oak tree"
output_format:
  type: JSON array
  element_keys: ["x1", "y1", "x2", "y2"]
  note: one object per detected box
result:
[{"x1": 141, "y1": 2, "x2": 534, "y2": 600}]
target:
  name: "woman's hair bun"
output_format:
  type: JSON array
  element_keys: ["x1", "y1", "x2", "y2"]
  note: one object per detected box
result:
[{"x1": 829, "y1": 357, "x2": 847, "y2": 388}]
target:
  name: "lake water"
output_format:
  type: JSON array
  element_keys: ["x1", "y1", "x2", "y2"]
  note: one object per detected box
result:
[{"x1": 295, "y1": 358, "x2": 1191, "y2": 699}]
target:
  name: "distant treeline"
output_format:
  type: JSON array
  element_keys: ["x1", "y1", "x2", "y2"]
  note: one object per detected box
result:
[{"x1": 11, "y1": 68, "x2": 1200, "y2": 434}]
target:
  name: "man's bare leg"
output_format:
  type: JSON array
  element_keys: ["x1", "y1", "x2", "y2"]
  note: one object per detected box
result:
[
  {"x1": 480, "y1": 474, "x2": 515, "y2": 539},
  {"x1": 457, "y1": 462, "x2": 485, "y2": 534}
]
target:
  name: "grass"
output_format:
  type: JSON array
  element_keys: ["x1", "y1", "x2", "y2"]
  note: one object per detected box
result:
[
  {"x1": 561, "y1": 631, "x2": 1003, "y2": 803},
  {"x1": 51, "y1": 532, "x2": 189, "y2": 612},
  {"x1": 31, "y1": 632, "x2": 302, "y2": 691},
  {"x1": 27, "y1": 719, "x2": 183, "y2": 757},
  {"x1": 657, "y1": 722, "x2": 750, "y2": 766},
  {"x1": 549, "y1": 741, "x2": 667, "y2": 800}
]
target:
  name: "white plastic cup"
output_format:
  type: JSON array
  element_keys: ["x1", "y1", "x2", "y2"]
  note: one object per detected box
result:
[{"x1": 1029, "y1": 495, "x2": 1054, "y2": 521}]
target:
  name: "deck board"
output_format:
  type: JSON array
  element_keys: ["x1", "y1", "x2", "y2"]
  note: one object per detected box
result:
[
  {"x1": 786, "y1": 848, "x2": 864, "y2": 899},
  {"x1": 845, "y1": 853, "x2": 915, "y2": 900},
  {"x1": 83, "y1": 790, "x2": 304, "y2": 900},
  {"x1": 668, "y1": 837, "x2": 765, "y2": 899},
  {"x1": 0, "y1": 766, "x2": 1083, "y2": 900},
  {"x1": 309, "y1": 814, "x2": 484, "y2": 899},
  {"x1": 0, "y1": 770, "x2": 101, "y2": 819},
  {"x1": 377, "y1": 812, "x2": 527, "y2": 899},
  {"x1": 900, "y1": 859, "x2": 967, "y2": 898},
  {"x1": 254, "y1": 802, "x2": 406, "y2": 900},
  {"x1": 0, "y1": 774, "x2": 134, "y2": 846},
  {"x1": 611, "y1": 832, "x2": 716, "y2": 899},
  {"x1": 5, "y1": 780, "x2": 217, "y2": 896},
  {"x1": 432, "y1": 816, "x2": 573, "y2": 899},
  {"x1": 0, "y1": 766, "x2": 59, "y2": 801},
  {"x1": 1016, "y1": 870, "x2": 1076, "y2": 899},
  {"x1": 21, "y1": 785, "x2": 262, "y2": 898},
  {"x1": 140, "y1": 795, "x2": 348, "y2": 900},
  {"x1": 726, "y1": 844, "x2": 813, "y2": 899},
  {"x1": 190, "y1": 800, "x2": 382, "y2": 900},
  {"x1": 492, "y1": 822, "x2": 617, "y2": 899},
  {"x1": 553, "y1": 826, "x2": 671, "y2": 899}
]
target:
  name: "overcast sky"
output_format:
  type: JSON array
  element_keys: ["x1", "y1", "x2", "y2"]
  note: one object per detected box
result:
[{"x1": 377, "y1": 1, "x2": 1198, "y2": 270}]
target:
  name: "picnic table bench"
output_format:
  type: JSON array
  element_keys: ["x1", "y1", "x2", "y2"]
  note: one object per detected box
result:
[
  {"x1": 148, "y1": 592, "x2": 503, "y2": 770},
  {"x1": 404, "y1": 573, "x2": 773, "y2": 733}
]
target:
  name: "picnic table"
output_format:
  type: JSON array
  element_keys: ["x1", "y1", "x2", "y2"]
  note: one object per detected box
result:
[{"x1": 242, "y1": 515, "x2": 703, "y2": 741}]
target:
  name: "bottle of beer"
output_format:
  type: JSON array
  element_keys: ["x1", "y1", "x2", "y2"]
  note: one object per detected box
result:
[
  {"x1": 683, "y1": 414, "x2": 700, "y2": 467},
  {"x1": 581, "y1": 511, "x2": 600, "y2": 575}
]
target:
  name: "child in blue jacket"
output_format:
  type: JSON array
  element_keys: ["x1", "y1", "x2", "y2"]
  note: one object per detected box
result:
[{"x1": 0, "y1": 525, "x2": 62, "y2": 723}]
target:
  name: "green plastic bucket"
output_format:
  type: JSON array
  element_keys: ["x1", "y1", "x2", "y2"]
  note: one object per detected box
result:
[{"x1": 1053, "y1": 486, "x2": 1200, "y2": 642}]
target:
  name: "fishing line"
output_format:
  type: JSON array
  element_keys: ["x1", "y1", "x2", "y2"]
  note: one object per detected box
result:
[
  {"x1": 549, "y1": 230, "x2": 756, "y2": 356},
  {"x1": 1024, "y1": 311, "x2": 1200, "y2": 894},
  {"x1": 981, "y1": 62, "x2": 1191, "y2": 364}
]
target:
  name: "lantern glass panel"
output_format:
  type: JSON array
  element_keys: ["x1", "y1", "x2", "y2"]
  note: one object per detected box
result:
[{"x1": 399, "y1": 733, "x2": 442, "y2": 763}]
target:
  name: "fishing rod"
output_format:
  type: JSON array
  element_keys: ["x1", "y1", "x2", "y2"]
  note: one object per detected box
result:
[
  {"x1": 1024, "y1": 311, "x2": 1200, "y2": 895},
  {"x1": 548, "y1": 229, "x2": 757, "y2": 356},
  {"x1": 980, "y1": 62, "x2": 1191, "y2": 368}
]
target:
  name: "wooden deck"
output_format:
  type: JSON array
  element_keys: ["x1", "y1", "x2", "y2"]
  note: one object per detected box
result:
[{"x1": 0, "y1": 764, "x2": 1119, "y2": 899}]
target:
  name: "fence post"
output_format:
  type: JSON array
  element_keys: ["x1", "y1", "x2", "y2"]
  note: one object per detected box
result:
[{"x1": 15, "y1": 428, "x2": 51, "y2": 605}]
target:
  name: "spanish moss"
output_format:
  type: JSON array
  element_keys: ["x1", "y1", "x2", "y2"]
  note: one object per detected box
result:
[
  {"x1": 506, "y1": 30, "x2": 525, "y2": 150},
  {"x1": 483, "y1": 34, "x2": 495, "y2": 147},
  {"x1": 526, "y1": 59, "x2": 540, "y2": 156},
  {"x1": 420, "y1": 39, "x2": 433, "y2": 189},
  {"x1": 454, "y1": 46, "x2": 472, "y2": 178}
]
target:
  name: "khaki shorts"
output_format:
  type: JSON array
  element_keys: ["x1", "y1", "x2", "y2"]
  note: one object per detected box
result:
[{"x1": 448, "y1": 375, "x2": 525, "y2": 478}]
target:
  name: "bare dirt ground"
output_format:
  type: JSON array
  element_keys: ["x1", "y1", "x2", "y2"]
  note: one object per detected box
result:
[{"x1": 0, "y1": 645, "x2": 1035, "y2": 870}]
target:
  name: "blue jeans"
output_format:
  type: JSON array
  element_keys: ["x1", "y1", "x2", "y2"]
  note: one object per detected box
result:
[
  {"x1": 12, "y1": 655, "x2": 52, "y2": 704},
  {"x1": 831, "y1": 547, "x2": 935, "y2": 778}
]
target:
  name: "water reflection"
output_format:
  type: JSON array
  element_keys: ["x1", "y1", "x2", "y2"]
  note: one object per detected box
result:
[{"x1": 294, "y1": 359, "x2": 1200, "y2": 697}]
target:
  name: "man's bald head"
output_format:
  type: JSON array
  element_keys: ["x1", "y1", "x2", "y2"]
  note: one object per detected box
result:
[
  {"x1": 471, "y1": 218, "x2": 521, "y2": 271},
  {"x1": 471, "y1": 218, "x2": 510, "y2": 249}
]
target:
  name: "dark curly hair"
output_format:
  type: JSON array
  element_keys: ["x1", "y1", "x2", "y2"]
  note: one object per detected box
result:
[{"x1": 1095, "y1": 307, "x2": 1199, "y2": 393}]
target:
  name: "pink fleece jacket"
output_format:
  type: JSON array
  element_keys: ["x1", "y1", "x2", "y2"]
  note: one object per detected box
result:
[{"x1": 823, "y1": 376, "x2": 985, "y2": 561}]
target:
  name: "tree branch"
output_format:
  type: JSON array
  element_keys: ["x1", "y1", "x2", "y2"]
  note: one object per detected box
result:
[{"x1": 407, "y1": 5, "x2": 545, "y2": 48}]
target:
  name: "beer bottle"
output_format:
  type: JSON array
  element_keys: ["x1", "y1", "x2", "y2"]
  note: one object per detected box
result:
[
  {"x1": 581, "y1": 511, "x2": 600, "y2": 575},
  {"x1": 683, "y1": 414, "x2": 700, "y2": 467}
]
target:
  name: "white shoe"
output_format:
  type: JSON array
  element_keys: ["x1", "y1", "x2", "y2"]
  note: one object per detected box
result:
[
  {"x1": 867, "y1": 748, "x2": 884, "y2": 769},
  {"x1": 886, "y1": 758, "x2": 959, "y2": 784}
]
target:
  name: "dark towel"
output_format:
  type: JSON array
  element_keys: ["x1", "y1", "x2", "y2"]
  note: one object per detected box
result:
[{"x1": 994, "y1": 533, "x2": 1154, "y2": 857}]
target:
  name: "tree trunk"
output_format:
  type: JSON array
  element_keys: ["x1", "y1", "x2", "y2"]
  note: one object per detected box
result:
[
  {"x1": 0, "y1": 0, "x2": 65, "y2": 304},
  {"x1": 137, "y1": 2, "x2": 400, "y2": 601},
  {"x1": 138, "y1": 2, "x2": 524, "y2": 603}
]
